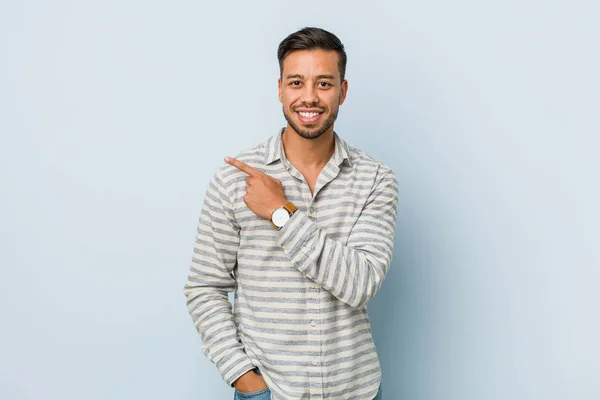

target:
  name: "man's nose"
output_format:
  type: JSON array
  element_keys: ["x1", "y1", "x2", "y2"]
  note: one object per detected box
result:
[{"x1": 301, "y1": 84, "x2": 319, "y2": 105}]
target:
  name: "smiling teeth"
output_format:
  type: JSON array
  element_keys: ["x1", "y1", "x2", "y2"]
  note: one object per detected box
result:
[{"x1": 299, "y1": 112, "x2": 319, "y2": 118}]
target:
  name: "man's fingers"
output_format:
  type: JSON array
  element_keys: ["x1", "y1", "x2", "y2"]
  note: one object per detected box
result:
[{"x1": 225, "y1": 157, "x2": 260, "y2": 176}]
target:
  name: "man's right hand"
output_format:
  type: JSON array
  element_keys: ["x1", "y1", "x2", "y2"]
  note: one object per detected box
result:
[{"x1": 233, "y1": 370, "x2": 268, "y2": 393}]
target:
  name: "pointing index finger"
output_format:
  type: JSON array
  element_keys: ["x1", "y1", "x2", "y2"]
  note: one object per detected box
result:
[{"x1": 225, "y1": 157, "x2": 260, "y2": 176}]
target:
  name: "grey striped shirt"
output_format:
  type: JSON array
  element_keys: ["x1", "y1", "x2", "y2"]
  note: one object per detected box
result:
[{"x1": 184, "y1": 129, "x2": 399, "y2": 400}]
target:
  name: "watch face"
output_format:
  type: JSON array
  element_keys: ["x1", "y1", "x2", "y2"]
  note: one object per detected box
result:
[{"x1": 272, "y1": 208, "x2": 290, "y2": 227}]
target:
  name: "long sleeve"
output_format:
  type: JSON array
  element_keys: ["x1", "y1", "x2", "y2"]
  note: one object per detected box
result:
[
  {"x1": 183, "y1": 171, "x2": 255, "y2": 386},
  {"x1": 275, "y1": 168, "x2": 399, "y2": 308}
]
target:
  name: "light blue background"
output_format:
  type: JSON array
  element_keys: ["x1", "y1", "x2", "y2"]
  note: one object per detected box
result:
[{"x1": 1, "y1": 1, "x2": 598, "y2": 399}]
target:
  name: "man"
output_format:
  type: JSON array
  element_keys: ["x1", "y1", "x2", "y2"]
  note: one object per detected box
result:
[{"x1": 184, "y1": 27, "x2": 398, "y2": 400}]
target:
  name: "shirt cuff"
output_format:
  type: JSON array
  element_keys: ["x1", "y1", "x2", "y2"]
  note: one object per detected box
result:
[{"x1": 217, "y1": 350, "x2": 256, "y2": 387}]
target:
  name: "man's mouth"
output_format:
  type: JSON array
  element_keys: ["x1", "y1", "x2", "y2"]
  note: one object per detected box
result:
[{"x1": 296, "y1": 110, "x2": 323, "y2": 123}]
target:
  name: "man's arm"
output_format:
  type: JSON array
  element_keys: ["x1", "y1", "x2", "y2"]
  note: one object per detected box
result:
[
  {"x1": 183, "y1": 170, "x2": 256, "y2": 386},
  {"x1": 276, "y1": 168, "x2": 399, "y2": 308}
]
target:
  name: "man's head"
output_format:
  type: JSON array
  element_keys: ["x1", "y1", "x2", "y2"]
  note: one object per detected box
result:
[
  {"x1": 277, "y1": 27, "x2": 348, "y2": 140},
  {"x1": 277, "y1": 27, "x2": 347, "y2": 82}
]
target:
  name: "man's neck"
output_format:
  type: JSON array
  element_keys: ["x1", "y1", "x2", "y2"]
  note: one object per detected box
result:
[{"x1": 281, "y1": 126, "x2": 336, "y2": 170}]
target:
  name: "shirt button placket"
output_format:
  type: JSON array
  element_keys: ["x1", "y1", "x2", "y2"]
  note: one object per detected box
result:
[
  {"x1": 308, "y1": 203, "x2": 316, "y2": 223},
  {"x1": 308, "y1": 279, "x2": 321, "y2": 398},
  {"x1": 305, "y1": 185, "x2": 323, "y2": 398}
]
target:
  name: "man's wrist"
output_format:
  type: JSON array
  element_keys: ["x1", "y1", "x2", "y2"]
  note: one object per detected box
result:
[
  {"x1": 229, "y1": 365, "x2": 257, "y2": 388},
  {"x1": 232, "y1": 369, "x2": 267, "y2": 392}
]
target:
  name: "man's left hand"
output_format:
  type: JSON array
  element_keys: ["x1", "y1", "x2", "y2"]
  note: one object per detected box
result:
[{"x1": 225, "y1": 157, "x2": 287, "y2": 220}]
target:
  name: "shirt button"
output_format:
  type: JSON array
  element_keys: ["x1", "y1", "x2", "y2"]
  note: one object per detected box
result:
[
  {"x1": 312, "y1": 361, "x2": 318, "y2": 366},
  {"x1": 310, "y1": 321, "x2": 317, "y2": 327}
]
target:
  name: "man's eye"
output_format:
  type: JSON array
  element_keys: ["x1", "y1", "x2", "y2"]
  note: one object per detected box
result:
[
  {"x1": 318, "y1": 82, "x2": 331, "y2": 88},
  {"x1": 290, "y1": 81, "x2": 301, "y2": 86}
]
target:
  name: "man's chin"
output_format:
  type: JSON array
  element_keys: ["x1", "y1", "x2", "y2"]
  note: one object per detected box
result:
[
  {"x1": 295, "y1": 128, "x2": 326, "y2": 140},
  {"x1": 286, "y1": 120, "x2": 323, "y2": 140}
]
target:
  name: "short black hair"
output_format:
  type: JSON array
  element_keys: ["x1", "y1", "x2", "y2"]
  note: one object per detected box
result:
[{"x1": 277, "y1": 27, "x2": 347, "y2": 81}]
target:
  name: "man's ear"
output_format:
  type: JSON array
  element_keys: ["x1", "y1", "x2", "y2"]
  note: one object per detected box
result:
[
  {"x1": 338, "y1": 79, "x2": 348, "y2": 105},
  {"x1": 278, "y1": 78, "x2": 283, "y2": 103}
]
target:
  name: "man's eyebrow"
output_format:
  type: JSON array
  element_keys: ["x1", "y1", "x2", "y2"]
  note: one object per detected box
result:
[{"x1": 284, "y1": 74, "x2": 337, "y2": 80}]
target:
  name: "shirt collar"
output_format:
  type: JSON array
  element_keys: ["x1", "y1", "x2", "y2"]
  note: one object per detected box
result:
[{"x1": 264, "y1": 128, "x2": 353, "y2": 168}]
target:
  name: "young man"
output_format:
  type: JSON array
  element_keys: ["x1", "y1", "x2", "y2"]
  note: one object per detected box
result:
[{"x1": 184, "y1": 27, "x2": 398, "y2": 400}]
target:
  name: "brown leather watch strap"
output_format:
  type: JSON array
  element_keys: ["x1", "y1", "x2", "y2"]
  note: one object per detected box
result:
[{"x1": 283, "y1": 202, "x2": 298, "y2": 214}]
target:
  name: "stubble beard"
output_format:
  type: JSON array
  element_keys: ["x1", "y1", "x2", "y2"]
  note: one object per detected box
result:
[{"x1": 282, "y1": 106, "x2": 338, "y2": 140}]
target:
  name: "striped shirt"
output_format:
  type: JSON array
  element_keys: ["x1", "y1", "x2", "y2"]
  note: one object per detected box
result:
[{"x1": 184, "y1": 129, "x2": 399, "y2": 400}]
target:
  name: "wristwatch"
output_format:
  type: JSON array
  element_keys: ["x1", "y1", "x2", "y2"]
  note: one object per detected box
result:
[{"x1": 270, "y1": 202, "x2": 298, "y2": 230}]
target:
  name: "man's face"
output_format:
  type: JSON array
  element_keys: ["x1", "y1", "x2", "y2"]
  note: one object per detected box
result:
[{"x1": 278, "y1": 49, "x2": 348, "y2": 140}]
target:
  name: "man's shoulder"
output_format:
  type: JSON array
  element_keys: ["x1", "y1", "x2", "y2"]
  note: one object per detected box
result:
[
  {"x1": 346, "y1": 142, "x2": 395, "y2": 179},
  {"x1": 345, "y1": 144, "x2": 397, "y2": 202}
]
